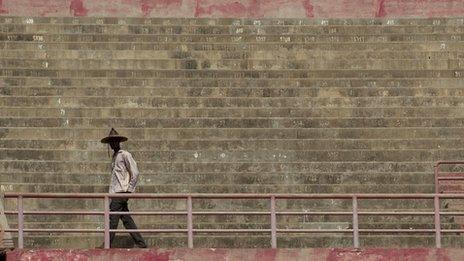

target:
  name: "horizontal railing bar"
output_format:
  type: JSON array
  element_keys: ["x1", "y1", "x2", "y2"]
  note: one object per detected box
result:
[
  {"x1": 358, "y1": 229, "x2": 436, "y2": 233},
  {"x1": 5, "y1": 229, "x2": 104, "y2": 233},
  {"x1": 436, "y1": 161, "x2": 464, "y2": 166},
  {"x1": 4, "y1": 228, "x2": 188, "y2": 233},
  {"x1": 110, "y1": 211, "x2": 187, "y2": 215},
  {"x1": 193, "y1": 229, "x2": 270, "y2": 233},
  {"x1": 275, "y1": 211, "x2": 433, "y2": 215},
  {"x1": 3, "y1": 228, "x2": 445, "y2": 234},
  {"x1": 438, "y1": 177, "x2": 464, "y2": 180},
  {"x1": 4, "y1": 211, "x2": 188, "y2": 215},
  {"x1": 277, "y1": 229, "x2": 353, "y2": 233},
  {"x1": 111, "y1": 229, "x2": 187, "y2": 233},
  {"x1": 358, "y1": 211, "x2": 434, "y2": 215},
  {"x1": 440, "y1": 212, "x2": 464, "y2": 216},
  {"x1": 2, "y1": 210, "x2": 437, "y2": 216},
  {"x1": 441, "y1": 229, "x2": 464, "y2": 233},
  {"x1": 5, "y1": 193, "x2": 464, "y2": 199},
  {"x1": 26, "y1": 211, "x2": 103, "y2": 215},
  {"x1": 195, "y1": 211, "x2": 268, "y2": 215},
  {"x1": 277, "y1": 211, "x2": 352, "y2": 215}
]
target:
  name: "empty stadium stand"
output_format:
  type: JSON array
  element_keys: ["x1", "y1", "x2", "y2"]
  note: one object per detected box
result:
[{"x1": 1, "y1": 15, "x2": 464, "y2": 248}]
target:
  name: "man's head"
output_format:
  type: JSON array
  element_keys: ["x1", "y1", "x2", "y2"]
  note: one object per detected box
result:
[
  {"x1": 109, "y1": 140, "x2": 120, "y2": 151},
  {"x1": 101, "y1": 128, "x2": 128, "y2": 150}
]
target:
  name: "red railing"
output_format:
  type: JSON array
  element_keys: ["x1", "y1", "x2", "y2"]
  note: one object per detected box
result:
[
  {"x1": 3, "y1": 193, "x2": 464, "y2": 249},
  {"x1": 435, "y1": 161, "x2": 464, "y2": 193}
]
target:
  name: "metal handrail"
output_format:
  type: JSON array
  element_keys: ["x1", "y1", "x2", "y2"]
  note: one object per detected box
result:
[
  {"x1": 435, "y1": 161, "x2": 464, "y2": 193},
  {"x1": 3, "y1": 192, "x2": 464, "y2": 249}
]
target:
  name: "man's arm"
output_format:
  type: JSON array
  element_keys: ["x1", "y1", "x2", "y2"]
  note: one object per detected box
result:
[{"x1": 124, "y1": 152, "x2": 140, "y2": 192}]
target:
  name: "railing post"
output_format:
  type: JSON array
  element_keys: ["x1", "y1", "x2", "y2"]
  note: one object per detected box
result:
[
  {"x1": 434, "y1": 163, "x2": 439, "y2": 194},
  {"x1": 17, "y1": 195, "x2": 24, "y2": 249},
  {"x1": 352, "y1": 195, "x2": 359, "y2": 248},
  {"x1": 187, "y1": 196, "x2": 193, "y2": 248},
  {"x1": 434, "y1": 195, "x2": 442, "y2": 248},
  {"x1": 270, "y1": 195, "x2": 277, "y2": 248},
  {"x1": 104, "y1": 195, "x2": 110, "y2": 249}
]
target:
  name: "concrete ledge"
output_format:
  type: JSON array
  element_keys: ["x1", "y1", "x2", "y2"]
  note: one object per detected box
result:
[{"x1": 6, "y1": 248, "x2": 464, "y2": 261}]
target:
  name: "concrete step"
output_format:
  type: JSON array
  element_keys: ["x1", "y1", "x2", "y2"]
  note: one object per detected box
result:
[
  {"x1": 1, "y1": 24, "x2": 463, "y2": 35},
  {"x1": 3, "y1": 42, "x2": 464, "y2": 52},
  {"x1": 0, "y1": 183, "x2": 434, "y2": 194},
  {"x1": 3, "y1": 76, "x2": 462, "y2": 88},
  {"x1": 3, "y1": 86, "x2": 464, "y2": 97},
  {"x1": 2, "y1": 20, "x2": 464, "y2": 32},
  {"x1": 0, "y1": 148, "x2": 461, "y2": 162},
  {"x1": 2, "y1": 127, "x2": 464, "y2": 140},
  {"x1": 2, "y1": 33, "x2": 464, "y2": 44},
  {"x1": 3, "y1": 117, "x2": 464, "y2": 129},
  {"x1": 0, "y1": 160, "x2": 437, "y2": 173},
  {"x1": 2, "y1": 96, "x2": 464, "y2": 108},
  {"x1": 2, "y1": 107, "x2": 464, "y2": 119},
  {"x1": 1, "y1": 67, "x2": 463, "y2": 78},
  {"x1": 1, "y1": 194, "x2": 437, "y2": 209},
  {"x1": 1, "y1": 50, "x2": 463, "y2": 60},
  {"x1": 0, "y1": 171, "x2": 435, "y2": 185},
  {"x1": 0, "y1": 138, "x2": 462, "y2": 150}
]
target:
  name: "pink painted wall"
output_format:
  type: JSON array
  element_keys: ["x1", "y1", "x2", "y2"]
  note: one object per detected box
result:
[
  {"x1": 7, "y1": 248, "x2": 464, "y2": 261},
  {"x1": 0, "y1": 0, "x2": 463, "y2": 18}
]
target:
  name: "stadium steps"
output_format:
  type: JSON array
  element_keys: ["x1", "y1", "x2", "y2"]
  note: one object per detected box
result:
[{"x1": 1, "y1": 16, "x2": 464, "y2": 247}]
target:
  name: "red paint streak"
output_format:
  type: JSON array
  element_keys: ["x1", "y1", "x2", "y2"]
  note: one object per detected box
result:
[
  {"x1": 195, "y1": 0, "x2": 303, "y2": 18},
  {"x1": 255, "y1": 249, "x2": 277, "y2": 261},
  {"x1": 140, "y1": 0, "x2": 182, "y2": 16},
  {"x1": 150, "y1": 249, "x2": 171, "y2": 261},
  {"x1": 195, "y1": 1, "x2": 248, "y2": 17},
  {"x1": 376, "y1": 0, "x2": 387, "y2": 17},
  {"x1": 194, "y1": 0, "x2": 200, "y2": 17},
  {"x1": 5, "y1": 248, "x2": 464, "y2": 261},
  {"x1": 436, "y1": 248, "x2": 453, "y2": 261},
  {"x1": 379, "y1": 0, "x2": 464, "y2": 18},
  {"x1": 251, "y1": 0, "x2": 305, "y2": 18},
  {"x1": 302, "y1": 0, "x2": 314, "y2": 17},
  {"x1": 69, "y1": 0, "x2": 88, "y2": 16},
  {"x1": 0, "y1": 0, "x2": 8, "y2": 14},
  {"x1": 248, "y1": 0, "x2": 259, "y2": 17},
  {"x1": 24, "y1": 0, "x2": 68, "y2": 16},
  {"x1": 326, "y1": 248, "x2": 439, "y2": 261}
]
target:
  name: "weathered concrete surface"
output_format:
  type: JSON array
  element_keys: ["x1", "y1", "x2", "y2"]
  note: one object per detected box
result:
[
  {"x1": 7, "y1": 248, "x2": 464, "y2": 261},
  {"x1": 2, "y1": 12, "x2": 464, "y2": 247},
  {"x1": 0, "y1": 0, "x2": 463, "y2": 18},
  {"x1": 0, "y1": 194, "x2": 13, "y2": 250}
]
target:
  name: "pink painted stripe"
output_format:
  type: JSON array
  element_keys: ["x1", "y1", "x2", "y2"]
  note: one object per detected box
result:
[
  {"x1": 6, "y1": 248, "x2": 464, "y2": 261},
  {"x1": 0, "y1": 0, "x2": 463, "y2": 18}
]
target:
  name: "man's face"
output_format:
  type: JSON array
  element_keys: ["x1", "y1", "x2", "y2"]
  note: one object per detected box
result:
[{"x1": 109, "y1": 140, "x2": 120, "y2": 150}]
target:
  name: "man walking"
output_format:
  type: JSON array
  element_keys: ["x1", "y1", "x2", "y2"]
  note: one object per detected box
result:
[{"x1": 100, "y1": 128, "x2": 147, "y2": 248}]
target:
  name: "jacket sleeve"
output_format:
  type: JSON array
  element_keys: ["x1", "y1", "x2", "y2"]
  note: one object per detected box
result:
[{"x1": 124, "y1": 152, "x2": 140, "y2": 192}]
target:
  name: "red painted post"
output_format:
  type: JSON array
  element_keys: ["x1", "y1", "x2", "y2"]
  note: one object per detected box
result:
[
  {"x1": 270, "y1": 196, "x2": 277, "y2": 248},
  {"x1": 187, "y1": 196, "x2": 193, "y2": 248},
  {"x1": 17, "y1": 195, "x2": 24, "y2": 249},
  {"x1": 435, "y1": 163, "x2": 440, "y2": 194},
  {"x1": 352, "y1": 195, "x2": 359, "y2": 248},
  {"x1": 104, "y1": 196, "x2": 110, "y2": 249},
  {"x1": 434, "y1": 195, "x2": 442, "y2": 248}
]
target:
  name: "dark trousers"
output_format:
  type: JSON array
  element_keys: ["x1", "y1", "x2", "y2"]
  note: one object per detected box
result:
[{"x1": 109, "y1": 195, "x2": 147, "y2": 248}]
